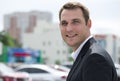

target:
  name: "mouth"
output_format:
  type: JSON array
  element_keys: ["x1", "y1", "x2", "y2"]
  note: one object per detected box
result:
[{"x1": 66, "y1": 34, "x2": 78, "y2": 38}]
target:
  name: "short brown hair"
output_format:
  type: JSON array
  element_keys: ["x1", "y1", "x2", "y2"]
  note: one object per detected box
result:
[{"x1": 59, "y1": 1, "x2": 90, "y2": 24}]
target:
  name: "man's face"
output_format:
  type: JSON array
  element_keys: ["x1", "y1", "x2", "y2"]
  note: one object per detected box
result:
[{"x1": 59, "y1": 8, "x2": 91, "y2": 51}]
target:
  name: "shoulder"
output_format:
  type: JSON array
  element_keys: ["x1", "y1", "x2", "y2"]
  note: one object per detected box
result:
[
  {"x1": 82, "y1": 53, "x2": 117, "y2": 81},
  {"x1": 86, "y1": 53, "x2": 108, "y2": 64},
  {"x1": 83, "y1": 52, "x2": 115, "y2": 71},
  {"x1": 83, "y1": 53, "x2": 113, "y2": 72}
]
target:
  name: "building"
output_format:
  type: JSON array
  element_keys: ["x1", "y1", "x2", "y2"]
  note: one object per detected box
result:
[
  {"x1": 23, "y1": 21, "x2": 70, "y2": 64},
  {"x1": 94, "y1": 34, "x2": 120, "y2": 63},
  {"x1": 4, "y1": 11, "x2": 52, "y2": 44}
]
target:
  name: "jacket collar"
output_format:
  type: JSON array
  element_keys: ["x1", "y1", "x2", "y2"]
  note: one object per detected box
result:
[{"x1": 71, "y1": 35, "x2": 93, "y2": 60}]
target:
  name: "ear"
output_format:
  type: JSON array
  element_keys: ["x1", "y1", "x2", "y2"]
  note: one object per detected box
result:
[{"x1": 87, "y1": 19, "x2": 92, "y2": 28}]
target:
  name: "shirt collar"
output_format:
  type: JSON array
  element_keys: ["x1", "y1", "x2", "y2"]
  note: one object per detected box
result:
[{"x1": 71, "y1": 35, "x2": 93, "y2": 60}]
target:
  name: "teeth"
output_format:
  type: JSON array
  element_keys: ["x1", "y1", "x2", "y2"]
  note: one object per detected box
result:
[
  {"x1": 66, "y1": 34, "x2": 76, "y2": 37},
  {"x1": 66, "y1": 34, "x2": 77, "y2": 37}
]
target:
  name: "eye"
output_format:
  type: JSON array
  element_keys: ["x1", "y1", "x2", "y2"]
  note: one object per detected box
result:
[
  {"x1": 72, "y1": 19, "x2": 80, "y2": 24},
  {"x1": 60, "y1": 21, "x2": 68, "y2": 26}
]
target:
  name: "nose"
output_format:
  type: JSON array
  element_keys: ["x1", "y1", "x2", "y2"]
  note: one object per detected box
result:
[{"x1": 66, "y1": 24, "x2": 73, "y2": 32}]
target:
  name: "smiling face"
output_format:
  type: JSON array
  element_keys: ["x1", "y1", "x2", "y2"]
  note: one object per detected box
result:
[{"x1": 59, "y1": 8, "x2": 91, "y2": 51}]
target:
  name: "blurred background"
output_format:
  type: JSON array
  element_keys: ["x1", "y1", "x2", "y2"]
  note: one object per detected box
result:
[
  {"x1": 0, "y1": 0, "x2": 120, "y2": 81},
  {"x1": 0, "y1": 0, "x2": 120, "y2": 64}
]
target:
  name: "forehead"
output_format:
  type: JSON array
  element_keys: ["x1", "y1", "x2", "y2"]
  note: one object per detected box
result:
[{"x1": 60, "y1": 8, "x2": 84, "y2": 21}]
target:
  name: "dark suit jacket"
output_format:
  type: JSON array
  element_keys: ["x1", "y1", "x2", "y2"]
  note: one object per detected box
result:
[{"x1": 67, "y1": 37, "x2": 118, "y2": 81}]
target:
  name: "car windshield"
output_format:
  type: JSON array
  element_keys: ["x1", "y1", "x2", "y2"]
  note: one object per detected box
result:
[{"x1": 0, "y1": 63, "x2": 14, "y2": 73}]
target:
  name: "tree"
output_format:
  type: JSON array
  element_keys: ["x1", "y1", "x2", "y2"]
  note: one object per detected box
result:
[{"x1": 0, "y1": 31, "x2": 19, "y2": 47}]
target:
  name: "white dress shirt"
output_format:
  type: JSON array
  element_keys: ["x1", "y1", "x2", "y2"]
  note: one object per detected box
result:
[{"x1": 71, "y1": 35, "x2": 93, "y2": 60}]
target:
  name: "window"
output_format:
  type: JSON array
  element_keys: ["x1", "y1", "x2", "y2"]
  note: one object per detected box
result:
[{"x1": 17, "y1": 68, "x2": 49, "y2": 73}]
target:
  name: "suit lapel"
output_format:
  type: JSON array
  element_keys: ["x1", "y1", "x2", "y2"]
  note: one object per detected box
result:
[{"x1": 67, "y1": 37, "x2": 96, "y2": 81}]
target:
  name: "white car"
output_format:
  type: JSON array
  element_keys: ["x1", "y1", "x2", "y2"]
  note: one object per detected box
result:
[
  {"x1": 15, "y1": 64, "x2": 67, "y2": 81},
  {"x1": 61, "y1": 62, "x2": 73, "y2": 69},
  {"x1": 48, "y1": 64, "x2": 70, "y2": 73},
  {"x1": 0, "y1": 63, "x2": 32, "y2": 81}
]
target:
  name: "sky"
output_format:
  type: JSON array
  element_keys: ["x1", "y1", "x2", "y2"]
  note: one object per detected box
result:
[{"x1": 0, "y1": 0, "x2": 120, "y2": 36}]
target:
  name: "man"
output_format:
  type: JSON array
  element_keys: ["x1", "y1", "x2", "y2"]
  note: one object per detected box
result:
[{"x1": 59, "y1": 1, "x2": 118, "y2": 81}]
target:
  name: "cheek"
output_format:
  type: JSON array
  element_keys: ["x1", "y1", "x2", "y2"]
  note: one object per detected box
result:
[
  {"x1": 61, "y1": 30, "x2": 67, "y2": 39},
  {"x1": 60, "y1": 28, "x2": 65, "y2": 33},
  {"x1": 75, "y1": 27, "x2": 82, "y2": 33}
]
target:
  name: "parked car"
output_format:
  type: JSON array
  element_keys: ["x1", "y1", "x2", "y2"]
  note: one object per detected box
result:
[
  {"x1": 15, "y1": 64, "x2": 67, "y2": 81},
  {"x1": 61, "y1": 62, "x2": 73, "y2": 69},
  {"x1": 0, "y1": 63, "x2": 32, "y2": 81},
  {"x1": 48, "y1": 64, "x2": 70, "y2": 73}
]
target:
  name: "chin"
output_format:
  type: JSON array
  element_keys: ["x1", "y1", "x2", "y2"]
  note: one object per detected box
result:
[{"x1": 67, "y1": 43, "x2": 75, "y2": 47}]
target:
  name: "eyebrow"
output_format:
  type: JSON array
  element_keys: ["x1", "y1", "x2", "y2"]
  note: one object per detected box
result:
[{"x1": 72, "y1": 18, "x2": 81, "y2": 21}]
